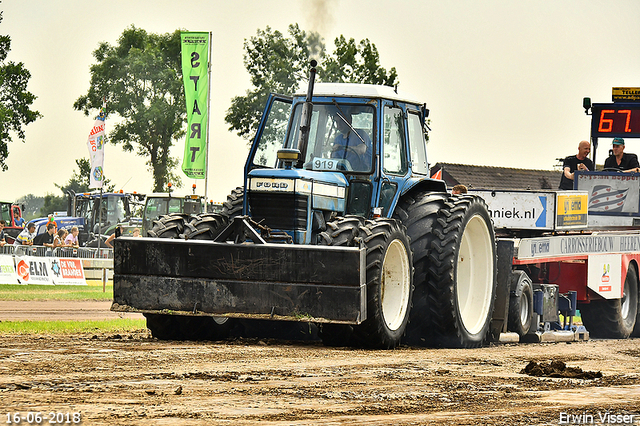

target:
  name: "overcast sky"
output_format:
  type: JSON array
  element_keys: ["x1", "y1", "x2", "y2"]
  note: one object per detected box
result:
[{"x1": 2, "y1": 0, "x2": 640, "y2": 203}]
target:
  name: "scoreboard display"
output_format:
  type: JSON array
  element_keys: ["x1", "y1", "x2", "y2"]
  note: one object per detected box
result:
[{"x1": 591, "y1": 104, "x2": 640, "y2": 138}]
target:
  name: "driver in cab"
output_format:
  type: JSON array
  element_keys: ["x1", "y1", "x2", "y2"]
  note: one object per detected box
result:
[
  {"x1": 330, "y1": 111, "x2": 372, "y2": 171},
  {"x1": 604, "y1": 138, "x2": 640, "y2": 173}
]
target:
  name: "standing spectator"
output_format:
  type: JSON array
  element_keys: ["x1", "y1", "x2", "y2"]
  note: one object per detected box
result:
[
  {"x1": 132, "y1": 227, "x2": 142, "y2": 237},
  {"x1": 13, "y1": 207, "x2": 25, "y2": 227},
  {"x1": 603, "y1": 138, "x2": 640, "y2": 172},
  {"x1": 105, "y1": 224, "x2": 124, "y2": 248},
  {"x1": 53, "y1": 229, "x2": 69, "y2": 249},
  {"x1": 34, "y1": 222, "x2": 56, "y2": 255},
  {"x1": 559, "y1": 140, "x2": 594, "y2": 190},
  {"x1": 14, "y1": 222, "x2": 36, "y2": 246},
  {"x1": 0, "y1": 220, "x2": 6, "y2": 247},
  {"x1": 64, "y1": 226, "x2": 80, "y2": 248}
]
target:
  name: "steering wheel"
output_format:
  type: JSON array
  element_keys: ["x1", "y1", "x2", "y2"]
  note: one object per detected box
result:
[
  {"x1": 602, "y1": 167, "x2": 623, "y2": 172},
  {"x1": 334, "y1": 144, "x2": 361, "y2": 158}
]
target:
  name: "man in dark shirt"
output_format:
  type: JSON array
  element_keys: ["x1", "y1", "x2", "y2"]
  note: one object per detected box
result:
[
  {"x1": 559, "y1": 140, "x2": 594, "y2": 190},
  {"x1": 603, "y1": 138, "x2": 640, "y2": 172},
  {"x1": 33, "y1": 222, "x2": 56, "y2": 252}
]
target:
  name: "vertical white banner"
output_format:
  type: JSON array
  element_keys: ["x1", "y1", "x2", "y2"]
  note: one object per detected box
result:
[{"x1": 87, "y1": 108, "x2": 106, "y2": 189}]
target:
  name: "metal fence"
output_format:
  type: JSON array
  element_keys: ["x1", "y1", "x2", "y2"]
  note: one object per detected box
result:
[{"x1": 1, "y1": 244, "x2": 113, "y2": 259}]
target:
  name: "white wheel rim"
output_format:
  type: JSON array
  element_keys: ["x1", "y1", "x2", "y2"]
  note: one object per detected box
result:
[
  {"x1": 457, "y1": 214, "x2": 494, "y2": 335},
  {"x1": 381, "y1": 239, "x2": 412, "y2": 331},
  {"x1": 621, "y1": 282, "x2": 629, "y2": 320},
  {"x1": 520, "y1": 290, "x2": 531, "y2": 326},
  {"x1": 213, "y1": 317, "x2": 228, "y2": 325}
]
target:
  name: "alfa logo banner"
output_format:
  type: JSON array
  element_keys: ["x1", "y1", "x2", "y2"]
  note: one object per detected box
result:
[
  {"x1": 87, "y1": 108, "x2": 106, "y2": 189},
  {"x1": 180, "y1": 31, "x2": 209, "y2": 179},
  {"x1": 15, "y1": 256, "x2": 54, "y2": 285}
]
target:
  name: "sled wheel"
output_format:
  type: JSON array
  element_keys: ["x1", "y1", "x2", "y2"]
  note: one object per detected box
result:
[
  {"x1": 181, "y1": 213, "x2": 229, "y2": 240},
  {"x1": 507, "y1": 271, "x2": 535, "y2": 336},
  {"x1": 144, "y1": 313, "x2": 180, "y2": 340},
  {"x1": 581, "y1": 262, "x2": 639, "y2": 339},
  {"x1": 147, "y1": 213, "x2": 189, "y2": 238},
  {"x1": 175, "y1": 315, "x2": 233, "y2": 341},
  {"x1": 396, "y1": 193, "x2": 497, "y2": 348}
]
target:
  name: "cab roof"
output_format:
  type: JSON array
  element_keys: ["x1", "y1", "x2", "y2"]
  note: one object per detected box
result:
[{"x1": 294, "y1": 82, "x2": 422, "y2": 106}]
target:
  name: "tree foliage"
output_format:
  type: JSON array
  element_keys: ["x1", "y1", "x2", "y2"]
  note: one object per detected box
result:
[
  {"x1": 0, "y1": 10, "x2": 42, "y2": 171},
  {"x1": 225, "y1": 24, "x2": 398, "y2": 140},
  {"x1": 74, "y1": 26, "x2": 185, "y2": 192}
]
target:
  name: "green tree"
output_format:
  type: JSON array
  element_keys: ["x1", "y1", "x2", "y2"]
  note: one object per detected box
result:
[
  {"x1": 0, "y1": 10, "x2": 42, "y2": 171},
  {"x1": 15, "y1": 193, "x2": 44, "y2": 221},
  {"x1": 74, "y1": 26, "x2": 185, "y2": 192},
  {"x1": 225, "y1": 24, "x2": 398, "y2": 140}
]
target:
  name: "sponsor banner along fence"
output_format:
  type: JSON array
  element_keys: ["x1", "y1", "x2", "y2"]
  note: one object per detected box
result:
[
  {"x1": 13, "y1": 256, "x2": 86, "y2": 286},
  {"x1": 0, "y1": 246, "x2": 111, "y2": 285}
]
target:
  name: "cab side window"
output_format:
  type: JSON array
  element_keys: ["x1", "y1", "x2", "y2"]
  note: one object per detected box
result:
[
  {"x1": 383, "y1": 106, "x2": 408, "y2": 175},
  {"x1": 407, "y1": 112, "x2": 429, "y2": 175}
]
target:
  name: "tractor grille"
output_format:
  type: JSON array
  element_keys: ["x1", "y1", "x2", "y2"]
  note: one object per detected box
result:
[{"x1": 248, "y1": 192, "x2": 308, "y2": 231}]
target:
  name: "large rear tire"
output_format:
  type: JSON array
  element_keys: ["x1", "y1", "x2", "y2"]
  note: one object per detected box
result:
[
  {"x1": 148, "y1": 213, "x2": 189, "y2": 238},
  {"x1": 395, "y1": 193, "x2": 497, "y2": 348},
  {"x1": 318, "y1": 217, "x2": 413, "y2": 349},
  {"x1": 181, "y1": 213, "x2": 228, "y2": 240},
  {"x1": 581, "y1": 262, "x2": 638, "y2": 339},
  {"x1": 222, "y1": 186, "x2": 244, "y2": 219}
]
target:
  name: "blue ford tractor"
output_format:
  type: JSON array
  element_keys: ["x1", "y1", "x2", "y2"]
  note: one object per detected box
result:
[{"x1": 113, "y1": 63, "x2": 499, "y2": 348}]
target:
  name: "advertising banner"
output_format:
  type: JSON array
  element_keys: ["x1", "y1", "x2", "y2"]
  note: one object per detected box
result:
[
  {"x1": 15, "y1": 256, "x2": 54, "y2": 285},
  {"x1": 50, "y1": 258, "x2": 87, "y2": 286},
  {"x1": 180, "y1": 32, "x2": 209, "y2": 179},
  {"x1": 470, "y1": 190, "x2": 554, "y2": 231},
  {"x1": 87, "y1": 108, "x2": 106, "y2": 189},
  {"x1": 577, "y1": 173, "x2": 640, "y2": 214},
  {"x1": 0, "y1": 254, "x2": 19, "y2": 285}
]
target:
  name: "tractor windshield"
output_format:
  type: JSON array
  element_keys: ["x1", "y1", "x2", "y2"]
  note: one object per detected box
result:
[{"x1": 287, "y1": 103, "x2": 375, "y2": 173}]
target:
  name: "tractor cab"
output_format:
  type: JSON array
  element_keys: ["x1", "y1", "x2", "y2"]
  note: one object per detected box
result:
[{"x1": 243, "y1": 81, "x2": 444, "y2": 244}]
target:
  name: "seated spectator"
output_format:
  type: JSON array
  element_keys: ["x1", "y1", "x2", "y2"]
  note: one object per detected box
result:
[
  {"x1": 53, "y1": 229, "x2": 69, "y2": 249},
  {"x1": 14, "y1": 222, "x2": 36, "y2": 246},
  {"x1": 64, "y1": 226, "x2": 80, "y2": 248}
]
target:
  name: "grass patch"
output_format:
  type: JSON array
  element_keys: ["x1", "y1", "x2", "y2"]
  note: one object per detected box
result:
[
  {"x1": 0, "y1": 318, "x2": 147, "y2": 334},
  {"x1": 0, "y1": 284, "x2": 113, "y2": 301}
]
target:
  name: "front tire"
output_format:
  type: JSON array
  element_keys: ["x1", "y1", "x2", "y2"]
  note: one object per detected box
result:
[
  {"x1": 318, "y1": 217, "x2": 413, "y2": 349},
  {"x1": 581, "y1": 262, "x2": 638, "y2": 339}
]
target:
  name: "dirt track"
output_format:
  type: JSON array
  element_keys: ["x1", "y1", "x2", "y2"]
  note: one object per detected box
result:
[{"x1": 0, "y1": 301, "x2": 639, "y2": 425}]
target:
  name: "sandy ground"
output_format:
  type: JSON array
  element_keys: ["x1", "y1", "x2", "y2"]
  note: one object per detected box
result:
[{"x1": 0, "y1": 301, "x2": 639, "y2": 425}]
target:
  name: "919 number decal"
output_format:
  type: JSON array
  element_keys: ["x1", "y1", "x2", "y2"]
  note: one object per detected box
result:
[{"x1": 313, "y1": 158, "x2": 339, "y2": 171}]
